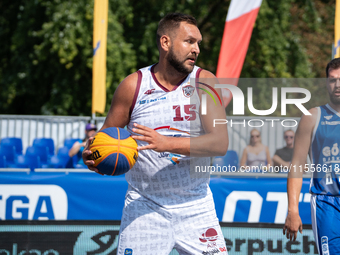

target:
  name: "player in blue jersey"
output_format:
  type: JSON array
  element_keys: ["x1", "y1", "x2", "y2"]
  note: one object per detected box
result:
[{"x1": 283, "y1": 58, "x2": 340, "y2": 254}]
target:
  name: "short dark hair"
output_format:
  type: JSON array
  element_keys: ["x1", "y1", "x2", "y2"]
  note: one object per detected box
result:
[
  {"x1": 326, "y1": 58, "x2": 340, "y2": 77},
  {"x1": 156, "y1": 13, "x2": 197, "y2": 50}
]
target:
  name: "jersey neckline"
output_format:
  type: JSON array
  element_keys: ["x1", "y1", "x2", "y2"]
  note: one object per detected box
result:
[
  {"x1": 150, "y1": 64, "x2": 188, "y2": 92},
  {"x1": 325, "y1": 103, "x2": 340, "y2": 118}
]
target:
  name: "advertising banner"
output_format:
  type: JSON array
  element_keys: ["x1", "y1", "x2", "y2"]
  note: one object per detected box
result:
[
  {"x1": 0, "y1": 221, "x2": 317, "y2": 255},
  {"x1": 0, "y1": 172, "x2": 312, "y2": 224}
]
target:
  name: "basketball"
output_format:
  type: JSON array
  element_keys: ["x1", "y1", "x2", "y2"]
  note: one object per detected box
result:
[{"x1": 89, "y1": 127, "x2": 138, "y2": 175}]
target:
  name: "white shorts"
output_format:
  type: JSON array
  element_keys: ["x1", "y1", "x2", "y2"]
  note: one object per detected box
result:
[{"x1": 117, "y1": 190, "x2": 228, "y2": 255}]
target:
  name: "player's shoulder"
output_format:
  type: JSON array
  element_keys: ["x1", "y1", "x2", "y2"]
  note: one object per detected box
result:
[
  {"x1": 197, "y1": 69, "x2": 216, "y2": 79},
  {"x1": 109, "y1": 72, "x2": 141, "y2": 108},
  {"x1": 196, "y1": 69, "x2": 218, "y2": 91},
  {"x1": 119, "y1": 72, "x2": 139, "y2": 90},
  {"x1": 298, "y1": 107, "x2": 319, "y2": 131},
  {"x1": 118, "y1": 65, "x2": 154, "y2": 91},
  {"x1": 300, "y1": 107, "x2": 319, "y2": 119},
  {"x1": 308, "y1": 107, "x2": 319, "y2": 116}
]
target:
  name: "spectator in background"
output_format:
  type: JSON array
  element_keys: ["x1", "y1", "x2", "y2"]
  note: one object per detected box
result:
[
  {"x1": 240, "y1": 128, "x2": 272, "y2": 172},
  {"x1": 69, "y1": 123, "x2": 97, "y2": 167},
  {"x1": 272, "y1": 130, "x2": 295, "y2": 168}
]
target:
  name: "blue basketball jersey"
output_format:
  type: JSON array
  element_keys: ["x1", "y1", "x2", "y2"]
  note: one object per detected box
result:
[{"x1": 309, "y1": 104, "x2": 340, "y2": 195}]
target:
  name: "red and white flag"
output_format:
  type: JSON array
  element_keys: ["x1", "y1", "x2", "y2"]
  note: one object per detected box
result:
[{"x1": 216, "y1": 0, "x2": 262, "y2": 107}]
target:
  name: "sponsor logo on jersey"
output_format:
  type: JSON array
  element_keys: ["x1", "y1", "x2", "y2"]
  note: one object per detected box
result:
[
  {"x1": 144, "y1": 89, "x2": 155, "y2": 95},
  {"x1": 168, "y1": 153, "x2": 180, "y2": 165},
  {"x1": 139, "y1": 97, "x2": 166, "y2": 105},
  {"x1": 321, "y1": 236, "x2": 329, "y2": 255},
  {"x1": 158, "y1": 152, "x2": 169, "y2": 158},
  {"x1": 199, "y1": 228, "x2": 227, "y2": 254},
  {"x1": 320, "y1": 112, "x2": 335, "y2": 125},
  {"x1": 322, "y1": 143, "x2": 340, "y2": 164},
  {"x1": 321, "y1": 120, "x2": 340, "y2": 125},
  {"x1": 183, "y1": 84, "x2": 195, "y2": 98},
  {"x1": 322, "y1": 146, "x2": 331, "y2": 157},
  {"x1": 219, "y1": 247, "x2": 227, "y2": 252},
  {"x1": 158, "y1": 152, "x2": 181, "y2": 165},
  {"x1": 202, "y1": 248, "x2": 221, "y2": 254},
  {"x1": 199, "y1": 228, "x2": 218, "y2": 243}
]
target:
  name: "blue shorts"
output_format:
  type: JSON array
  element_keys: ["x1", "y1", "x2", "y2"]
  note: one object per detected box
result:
[{"x1": 311, "y1": 194, "x2": 340, "y2": 255}]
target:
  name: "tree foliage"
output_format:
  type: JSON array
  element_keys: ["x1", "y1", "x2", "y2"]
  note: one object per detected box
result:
[
  {"x1": 0, "y1": 0, "x2": 135, "y2": 115},
  {"x1": 0, "y1": 0, "x2": 336, "y2": 116}
]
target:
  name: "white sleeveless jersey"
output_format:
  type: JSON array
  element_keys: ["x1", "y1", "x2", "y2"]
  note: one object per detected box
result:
[{"x1": 126, "y1": 64, "x2": 211, "y2": 207}]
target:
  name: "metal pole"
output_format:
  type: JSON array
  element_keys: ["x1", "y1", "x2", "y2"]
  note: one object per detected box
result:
[{"x1": 92, "y1": 113, "x2": 96, "y2": 124}]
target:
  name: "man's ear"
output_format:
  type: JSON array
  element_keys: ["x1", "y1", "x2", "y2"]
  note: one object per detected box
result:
[{"x1": 160, "y1": 35, "x2": 171, "y2": 52}]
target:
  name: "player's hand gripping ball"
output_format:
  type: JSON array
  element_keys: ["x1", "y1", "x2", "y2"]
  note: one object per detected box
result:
[{"x1": 89, "y1": 127, "x2": 138, "y2": 175}]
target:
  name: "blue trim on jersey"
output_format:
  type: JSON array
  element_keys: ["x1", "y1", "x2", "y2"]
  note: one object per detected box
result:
[{"x1": 310, "y1": 105, "x2": 340, "y2": 195}]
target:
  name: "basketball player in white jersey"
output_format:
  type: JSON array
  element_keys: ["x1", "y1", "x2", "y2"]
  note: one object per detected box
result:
[
  {"x1": 83, "y1": 13, "x2": 229, "y2": 254},
  {"x1": 283, "y1": 58, "x2": 340, "y2": 254}
]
